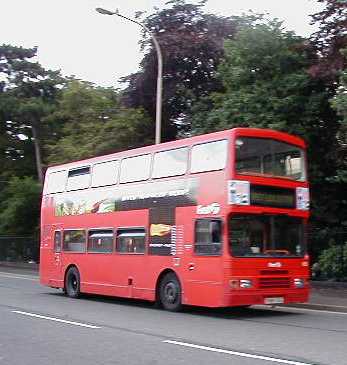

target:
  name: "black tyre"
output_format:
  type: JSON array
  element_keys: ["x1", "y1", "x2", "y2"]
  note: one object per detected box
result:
[
  {"x1": 159, "y1": 273, "x2": 182, "y2": 312},
  {"x1": 65, "y1": 266, "x2": 81, "y2": 298}
]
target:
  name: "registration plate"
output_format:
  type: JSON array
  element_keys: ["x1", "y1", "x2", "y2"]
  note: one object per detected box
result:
[{"x1": 264, "y1": 297, "x2": 284, "y2": 305}]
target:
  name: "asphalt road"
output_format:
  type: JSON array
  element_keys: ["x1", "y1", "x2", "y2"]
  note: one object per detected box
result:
[{"x1": 0, "y1": 269, "x2": 346, "y2": 365}]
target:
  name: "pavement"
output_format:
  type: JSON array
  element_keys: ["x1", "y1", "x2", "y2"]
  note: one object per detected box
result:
[{"x1": 1, "y1": 261, "x2": 347, "y2": 313}]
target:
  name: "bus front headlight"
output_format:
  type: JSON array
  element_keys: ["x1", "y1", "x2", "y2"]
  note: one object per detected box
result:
[
  {"x1": 294, "y1": 278, "x2": 305, "y2": 288},
  {"x1": 240, "y1": 279, "x2": 253, "y2": 289}
]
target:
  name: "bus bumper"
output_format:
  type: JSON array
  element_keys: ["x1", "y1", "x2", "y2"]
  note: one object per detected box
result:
[{"x1": 224, "y1": 288, "x2": 310, "y2": 307}]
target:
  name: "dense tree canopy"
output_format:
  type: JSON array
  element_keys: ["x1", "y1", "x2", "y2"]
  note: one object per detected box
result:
[
  {"x1": 121, "y1": 0, "x2": 240, "y2": 140},
  {"x1": 0, "y1": 44, "x2": 64, "y2": 184},
  {"x1": 45, "y1": 80, "x2": 153, "y2": 164},
  {"x1": 309, "y1": 0, "x2": 347, "y2": 81}
]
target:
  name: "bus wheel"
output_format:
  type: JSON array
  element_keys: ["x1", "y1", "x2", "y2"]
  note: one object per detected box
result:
[
  {"x1": 65, "y1": 267, "x2": 81, "y2": 298},
  {"x1": 159, "y1": 273, "x2": 182, "y2": 312}
]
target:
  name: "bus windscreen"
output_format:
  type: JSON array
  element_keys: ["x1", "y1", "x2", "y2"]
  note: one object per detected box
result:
[
  {"x1": 229, "y1": 215, "x2": 306, "y2": 257},
  {"x1": 235, "y1": 137, "x2": 306, "y2": 181}
]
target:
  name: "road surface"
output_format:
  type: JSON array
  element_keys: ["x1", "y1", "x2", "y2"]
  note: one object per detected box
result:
[{"x1": 0, "y1": 268, "x2": 346, "y2": 365}]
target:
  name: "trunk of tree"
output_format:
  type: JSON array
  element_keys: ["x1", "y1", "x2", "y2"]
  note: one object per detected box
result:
[{"x1": 31, "y1": 125, "x2": 43, "y2": 186}]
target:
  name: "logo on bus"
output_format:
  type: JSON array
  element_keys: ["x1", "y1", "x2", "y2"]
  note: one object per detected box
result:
[
  {"x1": 196, "y1": 203, "x2": 221, "y2": 215},
  {"x1": 268, "y1": 262, "x2": 282, "y2": 268}
]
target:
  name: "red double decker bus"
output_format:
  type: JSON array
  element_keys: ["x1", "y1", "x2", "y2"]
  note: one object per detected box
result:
[{"x1": 40, "y1": 128, "x2": 310, "y2": 311}]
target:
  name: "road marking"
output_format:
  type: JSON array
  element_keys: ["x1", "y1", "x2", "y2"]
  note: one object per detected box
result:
[
  {"x1": 163, "y1": 340, "x2": 313, "y2": 365},
  {"x1": 12, "y1": 310, "x2": 101, "y2": 329},
  {"x1": 0, "y1": 272, "x2": 38, "y2": 281},
  {"x1": 255, "y1": 305, "x2": 347, "y2": 316}
]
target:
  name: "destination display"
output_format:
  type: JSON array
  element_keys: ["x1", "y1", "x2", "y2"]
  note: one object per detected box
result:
[{"x1": 250, "y1": 185, "x2": 296, "y2": 208}]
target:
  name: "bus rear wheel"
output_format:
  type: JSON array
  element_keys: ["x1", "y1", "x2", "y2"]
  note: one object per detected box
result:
[
  {"x1": 159, "y1": 273, "x2": 182, "y2": 312},
  {"x1": 65, "y1": 267, "x2": 81, "y2": 298}
]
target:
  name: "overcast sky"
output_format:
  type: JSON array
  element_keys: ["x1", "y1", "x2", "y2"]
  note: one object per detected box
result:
[{"x1": 1, "y1": 0, "x2": 323, "y2": 87}]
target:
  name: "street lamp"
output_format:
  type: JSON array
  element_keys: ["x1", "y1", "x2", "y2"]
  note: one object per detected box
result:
[{"x1": 96, "y1": 7, "x2": 163, "y2": 145}]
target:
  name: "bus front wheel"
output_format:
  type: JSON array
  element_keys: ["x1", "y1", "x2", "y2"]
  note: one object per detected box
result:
[
  {"x1": 65, "y1": 266, "x2": 81, "y2": 298},
  {"x1": 159, "y1": 273, "x2": 182, "y2": 312}
]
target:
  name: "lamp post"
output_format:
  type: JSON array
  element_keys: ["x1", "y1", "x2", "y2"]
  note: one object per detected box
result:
[{"x1": 96, "y1": 7, "x2": 163, "y2": 145}]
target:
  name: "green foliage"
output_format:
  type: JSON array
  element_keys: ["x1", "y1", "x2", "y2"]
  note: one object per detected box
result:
[
  {"x1": 46, "y1": 80, "x2": 153, "y2": 164},
  {"x1": 191, "y1": 20, "x2": 329, "y2": 135},
  {"x1": 309, "y1": 0, "x2": 347, "y2": 81},
  {"x1": 0, "y1": 44, "x2": 65, "y2": 183},
  {"x1": 331, "y1": 49, "x2": 347, "y2": 178},
  {"x1": 318, "y1": 242, "x2": 347, "y2": 280},
  {"x1": 0, "y1": 177, "x2": 41, "y2": 235}
]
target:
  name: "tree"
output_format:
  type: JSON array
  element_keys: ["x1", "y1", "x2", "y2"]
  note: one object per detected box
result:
[
  {"x1": 191, "y1": 20, "x2": 335, "y2": 140},
  {"x1": 309, "y1": 1, "x2": 347, "y2": 252},
  {"x1": 46, "y1": 80, "x2": 153, "y2": 164},
  {"x1": 0, "y1": 176, "x2": 41, "y2": 235},
  {"x1": 0, "y1": 44, "x2": 64, "y2": 184},
  {"x1": 332, "y1": 50, "x2": 347, "y2": 125},
  {"x1": 121, "y1": 0, "x2": 240, "y2": 140},
  {"x1": 309, "y1": 0, "x2": 347, "y2": 81}
]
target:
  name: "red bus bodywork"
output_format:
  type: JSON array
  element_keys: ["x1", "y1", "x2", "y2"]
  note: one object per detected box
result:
[{"x1": 40, "y1": 128, "x2": 310, "y2": 308}]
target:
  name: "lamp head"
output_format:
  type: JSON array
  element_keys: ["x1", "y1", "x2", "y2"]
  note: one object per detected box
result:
[{"x1": 96, "y1": 7, "x2": 117, "y2": 16}]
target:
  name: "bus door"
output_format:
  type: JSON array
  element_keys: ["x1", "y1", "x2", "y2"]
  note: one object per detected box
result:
[
  {"x1": 51, "y1": 229, "x2": 63, "y2": 282},
  {"x1": 184, "y1": 218, "x2": 224, "y2": 307}
]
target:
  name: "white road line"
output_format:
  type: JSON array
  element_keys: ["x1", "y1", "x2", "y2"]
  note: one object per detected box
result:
[
  {"x1": 12, "y1": 310, "x2": 101, "y2": 329},
  {"x1": 163, "y1": 340, "x2": 313, "y2": 365},
  {"x1": 0, "y1": 272, "x2": 38, "y2": 281},
  {"x1": 255, "y1": 305, "x2": 347, "y2": 316}
]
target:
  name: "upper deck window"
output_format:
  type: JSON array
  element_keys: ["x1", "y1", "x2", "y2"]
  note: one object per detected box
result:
[
  {"x1": 191, "y1": 140, "x2": 228, "y2": 173},
  {"x1": 152, "y1": 147, "x2": 188, "y2": 178},
  {"x1": 120, "y1": 154, "x2": 151, "y2": 183},
  {"x1": 47, "y1": 170, "x2": 67, "y2": 194},
  {"x1": 235, "y1": 137, "x2": 306, "y2": 181},
  {"x1": 92, "y1": 160, "x2": 119, "y2": 187},
  {"x1": 66, "y1": 166, "x2": 91, "y2": 191}
]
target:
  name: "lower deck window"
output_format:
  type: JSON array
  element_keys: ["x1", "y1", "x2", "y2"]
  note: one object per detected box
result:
[
  {"x1": 88, "y1": 230, "x2": 113, "y2": 253},
  {"x1": 63, "y1": 230, "x2": 86, "y2": 252},
  {"x1": 116, "y1": 229, "x2": 145, "y2": 254}
]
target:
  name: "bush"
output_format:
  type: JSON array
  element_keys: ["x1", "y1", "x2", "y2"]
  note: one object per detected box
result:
[{"x1": 317, "y1": 242, "x2": 347, "y2": 280}]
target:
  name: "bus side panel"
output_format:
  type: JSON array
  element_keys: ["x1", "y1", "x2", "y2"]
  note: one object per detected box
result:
[{"x1": 39, "y1": 224, "x2": 52, "y2": 287}]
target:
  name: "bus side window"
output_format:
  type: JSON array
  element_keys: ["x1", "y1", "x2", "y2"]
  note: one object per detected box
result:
[
  {"x1": 194, "y1": 219, "x2": 222, "y2": 256},
  {"x1": 63, "y1": 230, "x2": 86, "y2": 252},
  {"x1": 88, "y1": 230, "x2": 113, "y2": 253},
  {"x1": 116, "y1": 229, "x2": 145, "y2": 254},
  {"x1": 54, "y1": 231, "x2": 62, "y2": 253}
]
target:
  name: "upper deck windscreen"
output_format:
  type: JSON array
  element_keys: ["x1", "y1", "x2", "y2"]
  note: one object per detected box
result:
[{"x1": 235, "y1": 137, "x2": 306, "y2": 181}]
